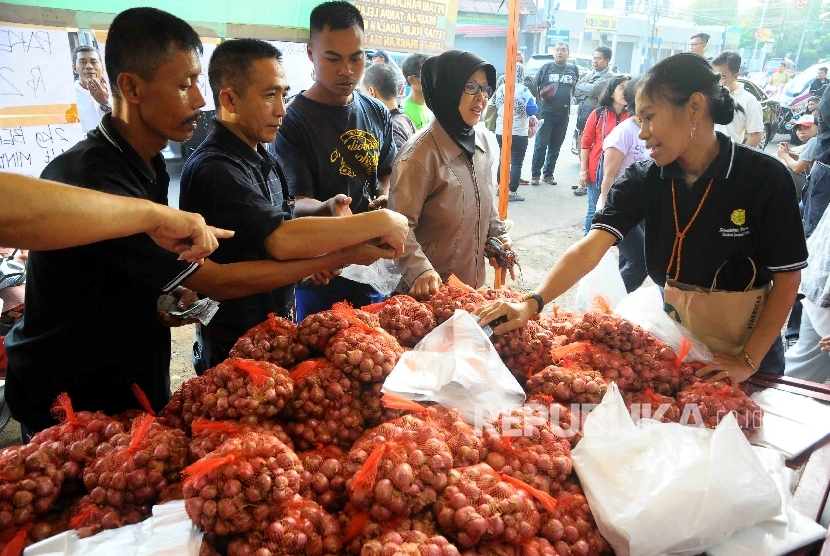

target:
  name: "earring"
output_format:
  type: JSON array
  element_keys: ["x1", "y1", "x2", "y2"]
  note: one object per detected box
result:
[{"x1": 690, "y1": 121, "x2": 698, "y2": 139}]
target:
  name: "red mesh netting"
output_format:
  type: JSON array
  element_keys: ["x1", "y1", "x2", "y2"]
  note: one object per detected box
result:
[
  {"x1": 226, "y1": 495, "x2": 342, "y2": 556},
  {"x1": 524, "y1": 394, "x2": 583, "y2": 448},
  {"x1": 433, "y1": 463, "x2": 550, "y2": 548},
  {"x1": 297, "y1": 445, "x2": 348, "y2": 512},
  {"x1": 354, "y1": 383, "x2": 414, "y2": 428},
  {"x1": 182, "y1": 432, "x2": 302, "y2": 535},
  {"x1": 82, "y1": 414, "x2": 188, "y2": 507},
  {"x1": 325, "y1": 305, "x2": 404, "y2": 383},
  {"x1": 285, "y1": 359, "x2": 362, "y2": 421},
  {"x1": 427, "y1": 276, "x2": 487, "y2": 324},
  {"x1": 624, "y1": 389, "x2": 682, "y2": 423},
  {"x1": 183, "y1": 359, "x2": 294, "y2": 424},
  {"x1": 538, "y1": 488, "x2": 612, "y2": 555},
  {"x1": 0, "y1": 444, "x2": 64, "y2": 531},
  {"x1": 229, "y1": 313, "x2": 311, "y2": 368},
  {"x1": 66, "y1": 494, "x2": 150, "y2": 538},
  {"x1": 29, "y1": 393, "x2": 125, "y2": 480},
  {"x1": 492, "y1": 321, "x2": 556, "y2": 381},
  {"x1": 298, "y1": 303, "x2": 380, "y2": 353},
  {"x1": 363, "y1": 295, "x2": 436, "y2": 348},
  {"x1": 462, "y1": 537, "x2": 560, "y2": 556},
  {"x1": 482, "y1": 406, "x2": 572, "y2": 495},
  {"x1": 526, "y1": 363, "x2": 608, "y2": 405},
  {"x1": 345, "y1": 415, "x2": 453, "y2": 521},
  {"x1": 361, "y1": 530, "x2": 460, "y2": 556},
  {"x1": 188, "y1": 417, "x2": 293, "y2": 461},
  {"x1": 675, "y1": 382, "x2": 764, "y2": 438},
  {"x1": 338, "y1": 502, "x2": 439, "y2": 554},
  {"x1": 477, "y1": 287, "x2": 523, "y2": 302}
]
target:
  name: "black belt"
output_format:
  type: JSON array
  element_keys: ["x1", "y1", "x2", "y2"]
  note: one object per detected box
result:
[{"x1": 198, "y1": 323, "x2": 243, "y2": 344}]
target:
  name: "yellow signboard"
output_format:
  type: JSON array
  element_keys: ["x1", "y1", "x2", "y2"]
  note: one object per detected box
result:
[{"x1": 584, "y1": 14, "x2": 618, "y2": 32}]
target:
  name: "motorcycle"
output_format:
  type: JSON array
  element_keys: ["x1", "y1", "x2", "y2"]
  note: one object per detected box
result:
[{"x1": 777, "y1": 90, "x2": 814, "y2": 145}]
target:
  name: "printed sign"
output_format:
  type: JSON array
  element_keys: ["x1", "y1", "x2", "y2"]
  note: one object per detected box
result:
[{"x1": 353, "y1": 0, "x2": 459, "y2": 55}]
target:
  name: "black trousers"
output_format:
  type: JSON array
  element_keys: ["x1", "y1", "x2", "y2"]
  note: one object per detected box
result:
[{"x1": 531, "y1": 112, "x2": 570, "y2": 178}]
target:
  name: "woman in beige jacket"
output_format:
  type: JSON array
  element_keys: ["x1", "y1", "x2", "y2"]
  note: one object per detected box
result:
[{"x1": 388, "y1": 50, "x2": 511, "y2": 299}]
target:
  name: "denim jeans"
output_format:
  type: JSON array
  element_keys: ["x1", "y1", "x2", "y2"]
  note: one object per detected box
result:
[
  {"x1": 295, "y1": 276, "x2": 385, "y2": 322},
  {"x1": 531, "y1": 112, "x2": 569, "y2": 178},
  {"x1": 803, "y1": 161, "x2": 830, "y2": 238},
  {"x1": 618, "y1": 221, "x2": 648, "y2": 293},
  {"x1": 583, "y1": 181, "x2": 600, "y2": 235},
  {"x1": 496, "y1": 135, "x2": 530, "y2": 192}
]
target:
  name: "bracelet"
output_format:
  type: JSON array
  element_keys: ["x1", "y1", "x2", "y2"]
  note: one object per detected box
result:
[
  {"x1": 739, "y1": 350, "x2": 757, "y2": 372},
  {"x1": 520, "y1": 292, "x2": 545, "y2": 315}
]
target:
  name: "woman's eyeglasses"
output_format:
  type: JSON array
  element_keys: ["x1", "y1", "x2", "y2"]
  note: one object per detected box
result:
[{"x1": 463, "y1": 81, "x2": 493, "y2": 97}]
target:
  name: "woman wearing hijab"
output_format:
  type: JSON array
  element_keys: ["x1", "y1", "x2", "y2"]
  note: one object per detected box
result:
[
  {"x1": 493, "y1": 63, "x2": 538, "y2": 202},
  {"x1": 388, "y1": 50, "x2": 511, "y2": 299}
]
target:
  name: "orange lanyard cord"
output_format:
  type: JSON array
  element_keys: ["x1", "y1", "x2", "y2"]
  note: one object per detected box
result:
[{"x1": 667, "y1": 179, "x2": 715, "y2": 281}]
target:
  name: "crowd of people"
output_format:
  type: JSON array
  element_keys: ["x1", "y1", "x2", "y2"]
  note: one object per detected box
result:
[{"x1": 2, "y1": 0, "x2": 829, "y2": 439}]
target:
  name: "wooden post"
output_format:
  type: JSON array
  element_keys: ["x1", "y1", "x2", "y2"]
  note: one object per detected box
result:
[{"x1": 494, "y1": 0, "x2": 521, "y2": 289}]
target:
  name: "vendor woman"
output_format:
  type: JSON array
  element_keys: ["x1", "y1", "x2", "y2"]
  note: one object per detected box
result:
[{"x1": 476, "y1": 53, "x2": 807, "y2": 381}]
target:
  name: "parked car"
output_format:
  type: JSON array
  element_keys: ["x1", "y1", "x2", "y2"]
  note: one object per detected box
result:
[{"x1": 738, "y1": 77, "x2": 780, "y2": 148}]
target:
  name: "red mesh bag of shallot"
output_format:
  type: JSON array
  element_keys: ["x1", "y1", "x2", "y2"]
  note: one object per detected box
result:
[
  {"x1": 325, "y1": 305, "x2": 404, "y2": 383},
  {"x1": 0, "y1": 507, "x2": 72, "y2": 554},
  {"x1": 345, "y1": 415, "x2": 453, "y2": 521},
  {"x1": 298, "y1": 302, "x2": 380, "y2": 353},
  {"x1": 226, "y1": 495, "x2": 342, "y2": 556},
  {"x1": 381, "y1": 393, "x2": 487, "y2": 467},
  {"x1": 285, "y1": 407, "x2": 365, "y2": 451},
  {"x1": 482, "y1": 406, "x2": 572, "y2": 495},
  {"x1": 624, "y1": 389, "x2": 682, "y2": 423},
  {"x1": 427, "y1": 276, "x2": 487, "y2": 324},
  {"x1": 538, "y1": 489, "x2": 612, "y2": 555},
  {"x1": 82, "y1": 415, "x2": 188, "y2": 507},
  {"x1": 229, "y1": 313, "x2": 310, "y2": 367},
  {"x1": 158, "y1": 481, "x2": 184, "y2": 504},
  {"x1": 182, "y1": 432, "x2": 302, "y2": 535},
  {"x1": 29, "y1": 393, "x2": 125, "y2": 480},
  {"x1": 297, "y1": 445, "x2": 348, "y2": 512},
  {"x1": 362, "y1": 295, "x2": 436, "y2": 348},
  {"x1": 187, "y1": 359, "x2": 294, "y2": 424},
  {"x1": 477, "y1": 287, "x2": 522, "y2": 302},
  {"x1": 493, "y1": 320, "x2": 556, "y2": 381},
  {"x1": 66, "y1": 495, "x2": 150, "y2": 538},
  {"x1": 354, "y1": 383, "x2": 413, "y2": 428},
  {"x1": 361, "y1": 530, "x2": 460, "y2": 556},
  {"x1": 112, "y1": 383, "x2": 158, "y2": 431},
  {"x1": 0, "y1": 444, "x2": 64, "y2": 531},
  {"x1": 675, "y1": 382, "x2": 764, "y2": 438},
  {"x1": 524, "y1": 393, "x2": 583, "y2": 448},
  {"x1": 285, "y1": 359, "x2": 362, "y2": 420},
  {"x1": 188, "y1": 417, "x2": 293, "y2": 461},
  {"x1": 527, "y1": 361, "x2": 608, "y2": 405},
  {"x1": 338, "y1": 502, "x2": 439, "y2": 554},
  {"x1": 157, "y1": 386, "x2": 190, "y2": 433},
  {"x1": 433, "y1": 463, "x2": 554, "y2": 548},
  {"x1": 537, "y1": 306, "x2": 580, "y2": 338},
  {"x1": 462, "y1": 537, "x2": 560, "y2": 556}
]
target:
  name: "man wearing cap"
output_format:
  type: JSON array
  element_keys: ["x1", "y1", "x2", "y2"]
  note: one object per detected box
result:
[{"x1": 777, "y1": 115, "x2": 819, "y2": 177}]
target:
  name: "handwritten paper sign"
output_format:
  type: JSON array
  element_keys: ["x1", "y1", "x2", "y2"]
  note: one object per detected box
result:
[
  {"x1": 197, "y1": 41, "x2": 217, "y2": 112},
  {"x1": 269, "y1": 41, "x2": 314, "y2": 95},
  {"x1": 0, "y1": 122, "x2": 86, "y2": 177},
  {"x1": 0, "y1": 26, "x2": 75, "y2": 109}
]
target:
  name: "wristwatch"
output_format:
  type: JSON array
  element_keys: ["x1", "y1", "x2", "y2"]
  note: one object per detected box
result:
[
  {"x1": 520, "y1": 292, "x2": 545, "y2": 315},
  {"x1": 99, "y1": 103, "x2": 112, "y2": 113}
]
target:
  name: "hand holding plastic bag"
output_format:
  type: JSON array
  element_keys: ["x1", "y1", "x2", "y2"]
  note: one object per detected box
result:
[
  {"x1": 381, "y1": 309, "x2": 525, "y2": 425},
  {"x1": 571, "y1": 383, "x2": 781, "y2": 556},
  {"x1": 339, "y1": 259, "x2": 401, "y2": 296}
]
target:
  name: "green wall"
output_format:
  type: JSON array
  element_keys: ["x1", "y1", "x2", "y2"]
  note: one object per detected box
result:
[{"x1": 0, "y1": 0, "x2": 322, "y2": 39}]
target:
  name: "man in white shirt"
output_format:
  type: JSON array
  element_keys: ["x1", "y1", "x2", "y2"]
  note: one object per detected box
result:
[
  {"x1": 72, "y1": 45, "x2": 112, "y2": 132},
  {"x1": 712, "y1": 51, "x2": 764, "y2": 148}
]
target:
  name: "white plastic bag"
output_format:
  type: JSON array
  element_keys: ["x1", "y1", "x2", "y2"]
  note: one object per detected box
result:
[
  {"x1": 706, "y1": 447, "x2": 827, "y2": 556},
  {"x1": 575, "y1": 251, "x2": 627, "y2": 312},
  {"x1": 615, "y1": 286, "x2": 713, "y2": 363},
  {"x1": 24, "y1": 500, "x2": 203, "y2": 556},
  {"x1": 749, "y1": 388, "x2": 830, "y2": 459},
  {"x1": 339, "y1": 259, "x2": 402, "y2": 296},
  {"x1": 571, "y1": 383, "x2": 781, "y2": 556},
  {"x1": 381, "y1": 309, "x2": 525, "y2": 425}
]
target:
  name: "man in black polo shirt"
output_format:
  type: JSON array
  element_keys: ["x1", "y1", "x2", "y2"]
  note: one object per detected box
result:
[
  {"x1": 4, "y1": 8, "x2": 406, "y2": 436},
  {"x1": 180, "y1": 39, "x2": 409, "y2": 372},
  {"x1": 272, "y1": 1, "x2": 398, "y2": 320}
]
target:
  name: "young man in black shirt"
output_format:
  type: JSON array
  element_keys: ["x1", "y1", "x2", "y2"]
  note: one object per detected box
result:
[
  {"x1": 273, "y1": 1, "x2": 397, "y2": 320},
  {"x1": 4, "y1": 8, "x2": 406, "y2": 437},
  {"x1": 531, "y1": 43, "x2": 579, "y2": 186},
  {"x1": 180, "y1": 39, "x2": 408, "y2": 372}
]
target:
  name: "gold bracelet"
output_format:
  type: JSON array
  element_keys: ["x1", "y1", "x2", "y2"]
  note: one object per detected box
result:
[{"x1": 739, "y1": 351, "x2": 757, "y2": 372}]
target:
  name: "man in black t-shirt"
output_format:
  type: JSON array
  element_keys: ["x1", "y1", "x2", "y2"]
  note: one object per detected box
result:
[
  {"x1": 531, "y1": 43, "x2": 579, "y2": 186},
  {"x1": 4, "y1": 8, "x2": 407, "y2": 436},
  {"x1": 180, "y1": 39, "x2": 408, "y2": 372},
  {"x1": 272, "y1": 1, "x2": 398, "y2": 320}
]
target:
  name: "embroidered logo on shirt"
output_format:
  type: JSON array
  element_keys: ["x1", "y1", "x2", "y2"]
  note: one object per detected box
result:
[{"x1": 730, "y1": 209, "x2": 746, "y2": 226}]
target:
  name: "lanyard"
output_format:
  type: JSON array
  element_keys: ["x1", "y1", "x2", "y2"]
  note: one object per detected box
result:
[{"x1": 666, "y1": 178, "x2": 715, "y2": 281}]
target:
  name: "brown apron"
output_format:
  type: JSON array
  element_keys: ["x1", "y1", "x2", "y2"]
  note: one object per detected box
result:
[{"x1": 661, "y1": 179, "x2": 768, "y2": 355}]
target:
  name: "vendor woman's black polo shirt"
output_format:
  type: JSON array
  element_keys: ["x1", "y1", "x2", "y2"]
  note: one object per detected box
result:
[
  {"x1": 4, "y1": 115, "x2": 199, "y2": 431},
  {"x1": 592, "y1": 133, "x2": 808, "y2": 291},
  {"x1": 179, "y1": 119, "x2": 294, "y2": 332}
]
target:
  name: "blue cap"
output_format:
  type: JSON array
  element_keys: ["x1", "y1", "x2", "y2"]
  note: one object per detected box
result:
[{"x1": 373, "y1": 50, "x2": 390, "y2": 62}]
